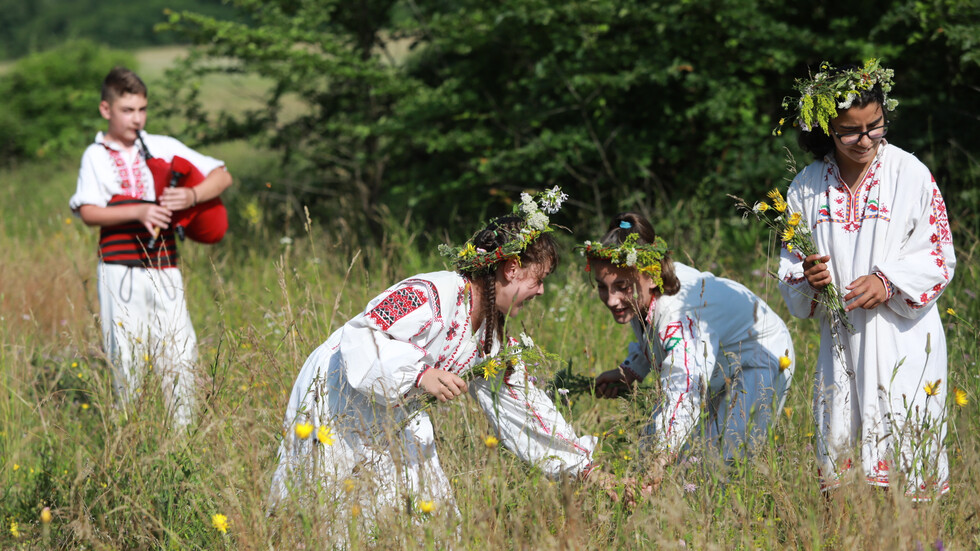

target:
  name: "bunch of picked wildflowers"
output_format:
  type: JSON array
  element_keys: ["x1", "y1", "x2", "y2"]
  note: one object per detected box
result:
[
  {"x1": 415, "y1": 332, "x2": 566, "y2": 410},
  {"x1": 732, "y1": 189, "x2": 854, "y2": 334}
]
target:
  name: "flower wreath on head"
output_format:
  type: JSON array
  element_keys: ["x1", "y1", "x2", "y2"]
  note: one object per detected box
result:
[
  {"x1": 439, "y1": 186, "x2": 569, "y2": 274},
  {"x1": 773, "y1": 58, "x2": 898, "y2": 137},
  {"x1": 578, "y1": 225, "x2": 670, "y2": 292}
]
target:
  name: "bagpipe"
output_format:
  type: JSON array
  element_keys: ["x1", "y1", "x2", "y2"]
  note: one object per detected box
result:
[{"x1": 137, "y1": 135, "x2": 228, "y2": 248}]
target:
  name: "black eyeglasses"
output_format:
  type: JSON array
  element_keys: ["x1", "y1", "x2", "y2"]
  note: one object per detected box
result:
[{"x1": 829, "y1": 121, "x2": 889, "y2": 145}]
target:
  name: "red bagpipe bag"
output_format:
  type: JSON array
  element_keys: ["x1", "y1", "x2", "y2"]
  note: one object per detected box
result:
[{"x1": 146, "y1": 155, "x2": 228, "y2": 244}]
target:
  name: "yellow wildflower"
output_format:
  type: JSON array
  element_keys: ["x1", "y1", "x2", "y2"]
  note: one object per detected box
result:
[
  {"x1": 754, "y1": 202, "x2": 770, "y2": 213},
  {"x1": 946, "y1": 308, "x2": 956, "y2": 316},
  {"x1": 342, "y1": 479, "x2": 355, "y2": 493},
  {"x1": 778, "y1": 355, "x2": 791, "y2": 371},
  {"x1": 351, "y1": 504, "x2": 362, "y2": 517},
  {"x1": 10, "y1": 520, "x2": 19, "y2": 538},
  {"x1": 13, "y1": 464, "x2": 19, "y2": 471},
  {"x1": 953, "y1": 388, "x2": 968, "y2": 407},
  {"x1": 482, "y1": 358, "x2": 500, "y2": 380},
  {"x1": 458, "y1": 243, "x2": 476, "y2": 258},
  {"x1": 81, "y1": 403, "x2": 89, "y2": 410},
  {"x1": 787, "y1": 243, "x2": 794, "y2": 252},
  {"x1": 924, "y1": 379, "x2": 941, "y2": 397},
  {"x1": 316, "y1": 425, "x2": 335, "y2": 446},
  {"x1": 40, "y1": 507, "x2": 52, "y2": 524},
  {"x1": 294, "y1": 422, "x2": 314, "y2": 440},
  {"x1": 787, "y1": 212, "x2": 802, "y2": 226},
  {"x1": 211, "y1": 513, "x2": 229, "y2": 533},
  {"x1": 419, "y1": 500, "x2": 436, "y2": 514},
  {"x1": 767, "y1": 189, "x2": 784, "y2": 203},
  {"x1": 773, "y1": 199, "x2": 787, "y2": 213},
  {"x1": 784, "y1": 407, "x2": 793, "y2": 419},
  {"x1": 781, "y1": 227, "x2": 795, "y2": 242},
  {"x1": 779, "y1": 118, "x2": 785, "y2": 126},
  {"x1": 484, "y1": 435, "x2": 499, "y2": 448},
  {"x1": 71, "y1": 362, "x2": 78, "y2": 368}
]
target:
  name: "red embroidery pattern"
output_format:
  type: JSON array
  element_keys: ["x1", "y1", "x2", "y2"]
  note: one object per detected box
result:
[
  {"x1": 441, "y1": 281, "x2": 479, "y2": 374},
  {"x1": 104, "y1": 146, "x2": 146, "y2": 199},
  {"x1": 819, "y1": 457, "x2": 949, "y2": 501},
  {"x1": 814, "y1": 160, "x2": 890, "y2": 232},
  {"x1": 368, "y1": 287, "x2": 427, "y2": 330},
  {"x1": 906, "y1": 184, "x2": 952, "y2": 309},
  {"x1": 504, "y1": 384, "x2": 592, "y2": 455},
  {"x1": 659, "y1": 318, "x2": 693, "y2": 440}
]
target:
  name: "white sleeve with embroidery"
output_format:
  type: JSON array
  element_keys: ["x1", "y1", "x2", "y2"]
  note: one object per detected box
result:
[
  {"x1": 470, "y1": 361, "x2": 595, "y2": 477},
  {"x1": 647, "y1": 315, "x2": 713, "y2": 454},
  {"x1": 338, "y1": 282, "x2": 441, "y2": 404},
  {"x1": 874, "y1": 175, "x2": 956, "y2": 319},
  {"x1": 777, "y1": 178, "x2": 824, "y2": 320}
]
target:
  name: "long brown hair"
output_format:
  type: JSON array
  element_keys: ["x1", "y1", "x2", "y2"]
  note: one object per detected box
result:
[
  {"x1": 461, "y1": 214, "x2": 559, "y2": 355},
  {"x1": 596, "y1": 212, "x2": 680, "y2": 296}
]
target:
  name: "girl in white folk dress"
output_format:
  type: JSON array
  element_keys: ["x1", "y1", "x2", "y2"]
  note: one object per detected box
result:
[
  {"x1": 777, "y1": 60, "x2": 955, "y2": 500},
  {"x1": 268, "y1": 189, "x2": 594, "y2": 525},
  {"x1": 586, "y1": 213, "x2": 795, "y2": 474}
]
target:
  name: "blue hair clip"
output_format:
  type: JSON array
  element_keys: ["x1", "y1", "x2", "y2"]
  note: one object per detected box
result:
[{"x1": 619, "y1": 221, "x2": 632, "y2": 229}]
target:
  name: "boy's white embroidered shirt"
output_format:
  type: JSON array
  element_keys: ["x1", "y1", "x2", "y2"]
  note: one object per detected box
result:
[{"x1": 70, "y1": 131, "x2": 224, "y2": 211}]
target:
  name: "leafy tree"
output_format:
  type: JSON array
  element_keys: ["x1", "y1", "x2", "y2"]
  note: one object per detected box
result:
[
  {"x1": 160, "y1": 0, "x2": 979, "y2": 232},
  {"x1": 0, "y1": 40, "x2": 135, "y2": 164}
]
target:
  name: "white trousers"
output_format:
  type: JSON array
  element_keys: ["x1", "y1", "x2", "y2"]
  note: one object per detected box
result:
[{"x1": 98, "y1": 263, "x2": 198, "y2": 428}]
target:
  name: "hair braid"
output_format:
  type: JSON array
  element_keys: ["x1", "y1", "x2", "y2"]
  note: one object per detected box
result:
[{"x1": 482, "y1": 273, "x2": 500, "y2": 356}]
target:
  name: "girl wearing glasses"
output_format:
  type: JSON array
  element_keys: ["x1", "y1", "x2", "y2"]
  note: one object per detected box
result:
[{"x1": 777, "y1": 60, "x2": 956, "y2": 500}]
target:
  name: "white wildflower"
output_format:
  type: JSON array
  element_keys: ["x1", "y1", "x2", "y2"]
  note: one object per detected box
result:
[
  {"x1": 519, "y1": 193, "x2": 537, "y2": 215},
  {"x1": 539, "y1": 186, "x2": 568, "y2": 214},
  {"x1": 625, "y1": 249, "x2": 638, "y2": 267},
  {"x1": 280, "y1": 236, "x2": 293, "y2": 245},
  {"x1": 519, "y1": 332, "x2": 534, "y2": 348},
  {"x1": 837, "y1": 92, "x2": 856, "y2": 110},
  {"x1": 527, "y1": 211, "x2": 549, "y2": 230}
]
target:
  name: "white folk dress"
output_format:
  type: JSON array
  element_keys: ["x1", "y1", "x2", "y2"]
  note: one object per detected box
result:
[
  {"x1": 620, "y1": 263, "x2": 795, "y2": 461},
  {"x1": 269, "y1": 271, "x2": 595, "y2": 516},
  {"x1": 777, "y1": 142, "x2": 955, "y2": 500}
]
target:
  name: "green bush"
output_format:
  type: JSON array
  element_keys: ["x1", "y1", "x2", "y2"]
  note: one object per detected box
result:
[{"x1": 0, "y1": 40, "x2": 135, "y2": 165}]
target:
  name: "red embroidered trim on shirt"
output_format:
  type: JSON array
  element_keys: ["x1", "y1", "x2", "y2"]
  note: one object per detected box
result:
[
  {"x1": 368, "y1": 287, "x2": 427, "y2": 331},
  {"x1": 906, "y1": 184, "x2": 952, "y2": 309},
  {"x1": 814, "y1": 160, "x2": 890, "y2": 232},
  {"x1": 104, "y1": 145, "x2": 147, "y2": 199}
]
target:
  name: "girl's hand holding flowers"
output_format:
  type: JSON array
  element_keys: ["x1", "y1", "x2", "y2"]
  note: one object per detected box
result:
[
  {"x1": 803, "y1": 254, "x2": 833, "y2": 290},
  {"x1": 420, "y1": 368, "x2": 468, "y2": 402}
]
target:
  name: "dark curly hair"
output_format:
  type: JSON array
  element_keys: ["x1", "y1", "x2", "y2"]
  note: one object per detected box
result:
[{"x1": 460, "y1": 214, "x2": 559, "y2": 355}]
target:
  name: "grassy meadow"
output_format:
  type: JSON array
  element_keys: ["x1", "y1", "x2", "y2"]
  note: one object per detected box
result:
[{"x1": 1, "y1": 48, "x2": 979, "y2": 550}]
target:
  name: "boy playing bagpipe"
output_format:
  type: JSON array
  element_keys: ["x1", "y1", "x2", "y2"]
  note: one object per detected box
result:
[{"x1": 69, "y1": 67, "x2": 233, "y2": 428}]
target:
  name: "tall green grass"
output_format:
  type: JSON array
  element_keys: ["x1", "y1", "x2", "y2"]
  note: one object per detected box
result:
[{"x1": 1, "y1": 70, "x2": 978, "y2": 550}]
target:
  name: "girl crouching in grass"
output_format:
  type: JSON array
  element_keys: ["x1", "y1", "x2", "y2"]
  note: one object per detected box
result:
[
  {"x1": 585, "y1": 212, "x2": 794, "y2": 475},
  {"x1": 269, "y1": 188, "x2": 594, "y2": 528}
]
